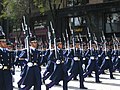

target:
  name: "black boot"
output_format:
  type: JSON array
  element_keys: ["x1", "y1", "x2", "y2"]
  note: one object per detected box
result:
[
  {"x1": 80, "y1": 87, "x2": 88, "y2": 89},
  {"x1": 45, "y1": 85, "x2": 49, "y2": 90},
  {"x1": 73, "y1": 77, "x2": 78, "y2": 81},
  {"x1": 55, "y1": 83, "x2": 61, "y2": 86},
  {"x1": 88, "y1": 74, "x2": 93, "y2": 77},
  {"x1": 96, "y1": 81, "x2": 102, "y2": 83}
]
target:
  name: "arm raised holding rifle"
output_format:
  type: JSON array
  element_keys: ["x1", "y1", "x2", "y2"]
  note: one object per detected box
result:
[
  {"x1": 17, "y1": 16, "x2": 43, "y2": 90},
  {"x1": 45, "y1": 21, "x2": 68, "y2": 90},
  {"x1": 98, "y1": 31, "x2": 115, "y2": 79}
]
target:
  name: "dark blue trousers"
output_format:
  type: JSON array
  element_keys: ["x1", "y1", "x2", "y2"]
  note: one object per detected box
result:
[
  {"x1": 68, "y1": 61, "x2": 85, "y2": 88},
  {"x1": 0, "y1": 70, "x2": 13, "y2": 90},
  {"x1": 47, "y1": 64, "x2": 68, "y2": 90},
  {"x1": 83, "y1": 60, "x2": 100, "y2": 82},
  {"x1": 43, "y1": 61, "x2": 54, "y2": 81},
  {"x1": 19, "y1": 66, "x2": 42, "y2": 90},
  {"x1": 99, "y1": 59, "x2": 114, "y2": 78}
]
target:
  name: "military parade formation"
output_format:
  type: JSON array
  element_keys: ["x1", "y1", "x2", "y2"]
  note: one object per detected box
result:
[{"x1": 0, "y1": 16, "x2": 120, "y2": 90}]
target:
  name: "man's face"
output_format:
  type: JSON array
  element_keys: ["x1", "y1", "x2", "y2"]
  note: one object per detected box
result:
[
  {"x1": 30, "y1": 41, "x2": 38, "y2": 48},
  {"x1": 51, "y1": 44, "x2": 54, "y2": 49},
  {"x1": 75, "y1": 43, "x2": 79, "y2": 48},
  {"x1": 0, "y1": 41, "x2": 7, "y2": 48},
  {"x1": 92, "y1": 44, "x2": 96, "y2": 48},
  {"x1": 58, "y1": 42, "x2": 63, "y2": 49},
  {"x1": 70, "y1": 44, "x2": 73, "y2": 48},
  {"x1": 8, "y1": 46, "x2": 12, "y2": 49}
]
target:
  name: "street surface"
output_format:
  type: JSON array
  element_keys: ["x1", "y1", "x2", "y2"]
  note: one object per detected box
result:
[{"x1": 13, "y1": 67, "x2": 120, "y2": 90}]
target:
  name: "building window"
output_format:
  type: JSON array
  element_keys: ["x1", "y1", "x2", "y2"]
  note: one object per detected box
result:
[{"x1": 105, "y1": 13, "x2": 120, "y2": 33}]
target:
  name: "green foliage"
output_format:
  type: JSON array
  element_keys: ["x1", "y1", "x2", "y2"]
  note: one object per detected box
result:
[
  {"x1": 1, "y1": 0, "x2": 29, "y2": 25},
  {"x1": 33, "y1": 0, "x2": 49, "y2": 13}
]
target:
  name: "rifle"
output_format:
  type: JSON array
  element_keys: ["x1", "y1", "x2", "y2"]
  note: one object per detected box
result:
[
  {"x1": 78, "y1": 33, "x2": 84, "y2": 57},
  {"x1": 22, "y1": 16, "x2": 31, "y2": 62},
  {"x1": 93, "y1": 33, "x2": 98, "y2": 50},
  {"x1": 79, "y1": 34, "x2": 83, "y2": 50},
  {"x1": 69, "y1": 23, "x2": 75, "y2": 56},
  {"x1": 102, "y1": 31, "x2": 107, "y2": 55},
  {"x1": 76, "y1": 35, "x2": 80, "y2": 49},
  {"x1": 47, "y1": 26, "x2": 51, "y2": 50},
  {"x1": 87, "y1": 27, "x2": 92, "y2": 55},
  {"x1": 62, "y1": 33, "x2": 67, "y2": 49},
  {"x1": 114, "y1": 33, "x2": 119, "y2": 50},
  {"x1": 86, "y1": 35, "x2": 89, "y2": 49},
  {"x1": 66, "y1": 29, "x2": 70, "y2": 50},
  {"x1": 112, "y1": 36, "x2": 116, "y2": 51},
  {"x1": 14, "y1": 38, "x2": 19, "y2": 64},
  {"x1": 0, "y1": 26, "x2": 5, "y2": 36},
  {"x1": 50, "y1": 21, "x2": 57, "y2": 59}
]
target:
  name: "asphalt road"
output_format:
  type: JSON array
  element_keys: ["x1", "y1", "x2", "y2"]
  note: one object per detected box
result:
[{"x1": 13, "y1": 67, "x2": 120, "y2": 90}]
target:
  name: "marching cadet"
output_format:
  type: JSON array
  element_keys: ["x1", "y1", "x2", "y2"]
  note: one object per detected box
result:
[
  {"x1": 96, "y1": 44, "x2": 104, "y2": 68},
  {"x1": 6, "y1": 41, "x2": 16, "y2": 81},
  {"x1": 0, "y1": 34, "x2": 13, "y2": 90},
  {"x1": 113, "y1": 44, "x2": 120, "y2": 72},
  {"x1": 15, "y1": 44, "x2": 25, "y2": 72},
  {"x1": 83, "y1": 42, "x2": 94, "y2": 77},
  {"x1": 98, "y1": 44, "x2": 115, "y2": 79},
  {"x1": 43, "y1": 42, "x2": 55, "y2": 83},
  {"x1": 82, "y1": 43, "x2": 89, "y2": 72},
  {"x1": 18, "y1": 37, "x2": 44, "y2": 90},
  {"x1": 83, "y1": 41, "x2": 101, "y2": 83},
  {"x1": 67, "y1": 40, "x2": 87, "y2": 89},
  {"x1": 64, "y1": 42, "x2": 73, "y2": 72},
  {"x1": 45, "y1": 39, "x2": 68, "y2": 90}
]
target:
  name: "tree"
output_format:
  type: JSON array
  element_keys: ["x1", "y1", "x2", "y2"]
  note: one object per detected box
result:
[
  {"x1": 0, "y1": 0, "x2": 36, "y2": 40},
  {"x1": 1, "y1": 0, "x2": 29, "y2": 25}
]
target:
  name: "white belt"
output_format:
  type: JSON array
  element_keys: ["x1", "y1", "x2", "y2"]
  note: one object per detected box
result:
[
  {"x1": 33, "y1": 63, "x2": 37, "y2": 65},
  {"x1": 27, "y1": 62, "x2": 37, "y2": 67},
  {"x1": 105, "y1": 56, "x2": 109, "y2": 60},
  {"x1": 83, "y1": 58, "x2": 86, "y2": 61},
  {"x1": 27, "y1": 62, "x2": 33, "y2": 67},
  {"x1": 74, "y1": 57, "x2": 80, "y2": 61},
  {"x1": 118, "y1": 56, "x2": 120, "y2": 59},
  {"x1": 40, "y1": 55, "x2": 44, "y2": 57},
  {"x1": 56, "y1": 60, "x2": 61, "y2": 64},
  {"x1": 19, "y1": 58, "x2": 25, "y2": 60},
  {"x1": 0, "y1": 64, "x2": 3, "y2": 69},
  {"x1": 3, "y1": 66, "x2": 8, "y2": 70},
  {"x1": 90, "y1": 56, "x2": 95, "y2": 60},
  {"x1": 98, "y1": 55, "x2": 101, "y2": 57},
  {"x1": 61, "y1": 61, "x2": 64, "y2": 63}
]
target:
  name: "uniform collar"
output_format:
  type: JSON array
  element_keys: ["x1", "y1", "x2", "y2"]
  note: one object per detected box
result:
[
  {"x1": 0, "y1": 47, "x2": 3, "y2": 51},
  {"x1": 30, "y1": 46, "x2": 36, "y2": 51}
]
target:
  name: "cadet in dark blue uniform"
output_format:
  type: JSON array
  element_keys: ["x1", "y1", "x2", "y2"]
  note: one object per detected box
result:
[
  {"x1": 15, "y1": 44, "x2": 25, "y2": 72},
  {"x1": 6, "y1": 41, "x2": 15, "y2": 75},
  {"x1": 18, "y1": 37, "x2": 44, "y2": 90},
  {"x1": 83, "y1": 42, "x2": 101, "y2": 83},
  {"x1": 45, "y1": 40, "x2": 68, "y2": 90},
  {"x1": 65, "y1": 43, "x2": 74, "y2": 72},
  {"x1": 0, "y1": 35, "x2": 13, "y2": 90},
  {"x1": 97, "y1": 45, "x2": 104, "y2": 68},
  {"x1": 99, "y1": 45, "x2": 115, "y2": 79},
  {"x1": 67, "y1": 41, "x2": 87, "y2": 89},
  {"x1": 43, "y1": 43, "x2": 55, "y2": 83},
  {"x1": 113, "y1": 45, "x2": 120, "y2": 72}
]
